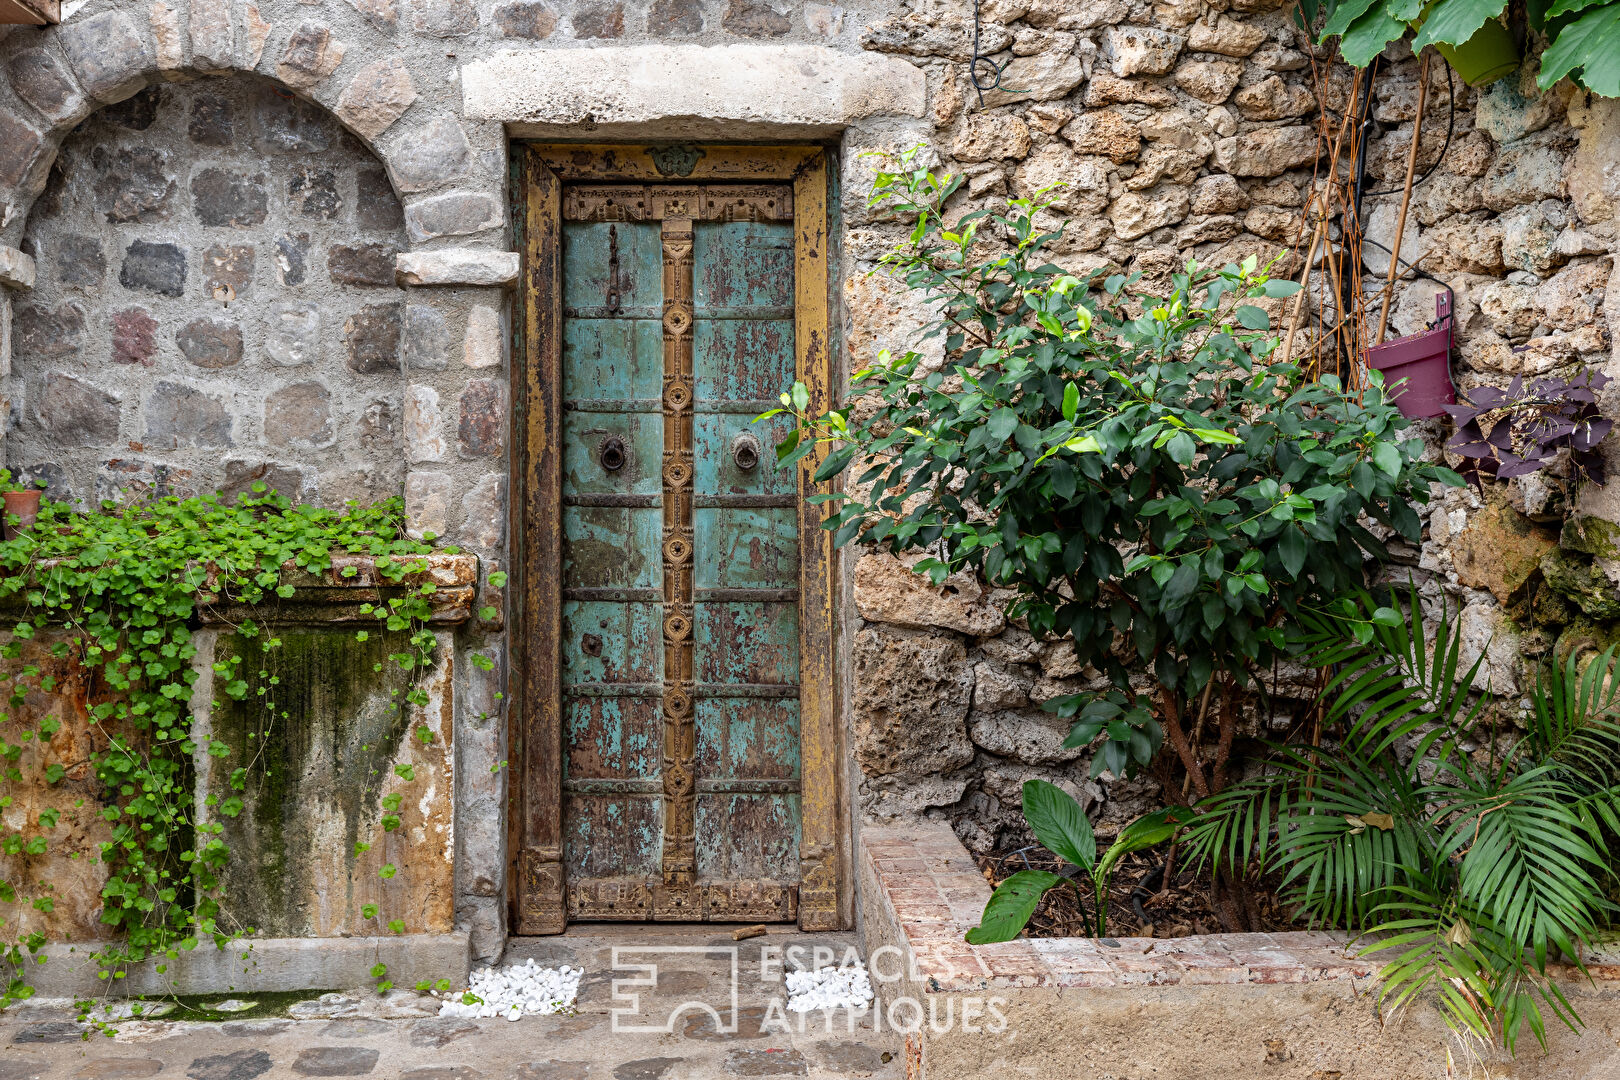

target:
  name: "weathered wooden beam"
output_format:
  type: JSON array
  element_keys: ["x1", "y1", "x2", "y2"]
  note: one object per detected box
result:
[{"x1": 0, "y1": 0, "x2": 59, "y2": 26}]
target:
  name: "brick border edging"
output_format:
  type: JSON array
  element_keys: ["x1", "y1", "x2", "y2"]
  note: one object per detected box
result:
[{"x1": 860, "y1": 821, "x2": 1620, "y2": 992}]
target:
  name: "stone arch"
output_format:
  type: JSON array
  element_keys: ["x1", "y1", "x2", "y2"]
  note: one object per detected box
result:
[
  {"x1": 0, "y1": 2, "x2": 516, "y2": 550},
  {"x1": 10, "y1": 69, "x2": 421, "y2": 507},
  {"x1": 0, "y1": 3, "x2": 507, "y2": 253}
]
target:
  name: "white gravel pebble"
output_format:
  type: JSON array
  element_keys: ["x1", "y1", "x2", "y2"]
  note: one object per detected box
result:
[
  {"x1": 784, "y1": 961, "x2": 874, "y2": 1013},
  {"x1": 436, "y1": 959, "x2": 583, "y2": 1021}
]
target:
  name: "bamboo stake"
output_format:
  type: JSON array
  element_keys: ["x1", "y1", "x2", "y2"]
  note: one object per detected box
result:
[
  {"x1": 1280, "y1": 217, "x2": 1324, "y2": 368},
  {"x1": 1373, "y1": 50, "x2": 1431, "y2": 347}
]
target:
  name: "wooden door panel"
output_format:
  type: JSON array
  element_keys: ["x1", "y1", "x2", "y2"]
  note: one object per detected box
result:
[
  {"x1": 520, "y1": 153, "x2": 841, "y2": 933},
  {"x1": 560, "y1": 506, "x2": 661, "y2": 587},
  {"x1": 561, "y1": 599, "x2": 660, "y2": 685},
  {"x1": 560, "y1": 413, "x2": 662, "y2": 497},
  {"x1": 562, "y1": 221, "x2": 663, "y2": 315},
  {"x1": 694, "y1": 508, "x2": 799, "y2": 589},
  {"x1": 695, "y1": 603, "x2": 799, "y2": 685},
  {"x1": 696, "y1": 794, "x2": 801, "y2": 880},
  {"x1": 693, "y1": 413, "x2": 797, "y2": 497},
  {"x1": 695, "y1": 698, "x2": 801, "y2": 779},
  {"x1": 694, "y1": 222, "x2": 795, "y2": 312},
  {"x1": 562, "y1": 319, "x2": 665, "y2": 402}
]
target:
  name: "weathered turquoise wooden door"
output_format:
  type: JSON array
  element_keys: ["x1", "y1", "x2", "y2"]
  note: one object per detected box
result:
[{"x1": 557, "y1": 185, "x2": 801, "y2": 921}]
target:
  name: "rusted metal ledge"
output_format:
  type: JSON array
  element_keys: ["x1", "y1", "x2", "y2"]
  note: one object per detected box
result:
[{"x1": 197, "y1": 553, "x2": 479, "y2": 626}]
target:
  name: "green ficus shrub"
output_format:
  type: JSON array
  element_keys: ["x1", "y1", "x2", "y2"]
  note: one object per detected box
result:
[
  {"x1": 0, "y1": 480, "x2": 443, "y2": 1008},
  {"x1": 772, "y1": 152, "x2": 1461, "y2": 789}
]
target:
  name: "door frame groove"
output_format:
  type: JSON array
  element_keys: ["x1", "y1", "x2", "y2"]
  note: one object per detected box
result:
[{"x1": 509, "y1": 144, "x2": 844, "y2": 934}]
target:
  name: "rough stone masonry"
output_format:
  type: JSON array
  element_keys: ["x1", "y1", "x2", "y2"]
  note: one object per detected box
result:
[{"x1": 0, "y1": 0, "x2": 1616, "y2": 966}]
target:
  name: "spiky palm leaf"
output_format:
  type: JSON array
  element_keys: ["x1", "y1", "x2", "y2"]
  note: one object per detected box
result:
[{"x1": 1183, "y1": 589, "x2": 1620, "y2": 1051}]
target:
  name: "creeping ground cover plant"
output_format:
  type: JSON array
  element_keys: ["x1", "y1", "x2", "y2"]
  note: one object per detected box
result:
[
  {"x1": 0, "y1": 479, "x2": 479, "y2": 1015},
  {"x1": 769, "y1": 151, "x2": 1462, "y2": 809}
]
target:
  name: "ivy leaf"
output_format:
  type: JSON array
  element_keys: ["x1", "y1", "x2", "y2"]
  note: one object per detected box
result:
[{"x1": 964, "y1": 870, "x2": 1067, "y2": 944}]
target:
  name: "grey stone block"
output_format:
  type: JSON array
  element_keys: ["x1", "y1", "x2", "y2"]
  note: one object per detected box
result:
[
  {"x1": 344, "y1": 302, "x2": 403, "y2": 373},
  {"x1": 57, "y1": 10, "x2": 154, "y2": 103},
  {"x1": 494, "y1": 0, "x2": 560, "y2": 38},
  {"x1": 93, "y1": 146, "x2": 176, "y2": 224},
  {"x1": 13, "y1": 300, "x2": 82, "y2": 357},
  {"x1": 120, "y1": 239, "x2": 187, "y2": 296},
  {"x1": 8, "y1": 47, "x2": 89, "y2": 124},
  {"x1": 0, "y1": 242, "x2": 34, "y2": 288},
  {"x1": 53, "y1": 234, "x2": 103, "y2": 287},
  {"x1": 289, "y1": 166, "x2": 341, "y2": 220},
  {"x1": 144, "y1": 380, "x2": 233, "y2": 449},
  {"x1": 395, "y1": 248, "x2": 518, "y2": 287},
  {"x1": 266, "y1": 301, "x2": 322, "y2": 367},
  {"x1": 327, "y1": 242, "x2": 396, "y2": 286},
  {"x1": 0, "y1": 108, "x2": 44, "y2": 191},
  {"x1": 36, "y1": 372, "x2": 119, "y2": 445},
  {"x1": 177, "y1": 316, "x2": 243, "y2": 369},
  {"x1": 388, "y1": 116, "x2": 471, "y2": 193},
  {"x1": 402, "y1": 304, "x2": 449, "y2": 370},
  {"x1": 189, "y1": 92, "x2": 235, "y2": 146},
  {"x1": 192, "y1": 167, "x2": 269, "y2": 227},
  {"x1": 403, "y1": 191, "x2": 502, "y2": 243},
  {"x1": 265, "y1": 380, "x2": 334, "y2": 449}
]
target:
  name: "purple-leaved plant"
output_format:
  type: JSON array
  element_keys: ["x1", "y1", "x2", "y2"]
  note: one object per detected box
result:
[{"x1": 1442, "y1": 370, "x2": 1613, "y2": 488}]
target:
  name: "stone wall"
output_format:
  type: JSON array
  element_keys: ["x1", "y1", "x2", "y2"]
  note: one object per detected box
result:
[
  {"x1": 0, "y1": 0, "x2": 1617, "y2": 958},
  {"x1": 841, "y1": 0, "x2": 1620, "y2": 855},
  {"x1": 14, "y1": 75, "x2": 413, "y2": 507}
]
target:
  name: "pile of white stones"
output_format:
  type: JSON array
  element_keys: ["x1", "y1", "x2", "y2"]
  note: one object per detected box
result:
[
  {"x1": 784, "y1": 960, "x2": 875, "y2": 1013},
  {"x1": 435, "y1": 959, "x2": 583, "y2": 1021}
]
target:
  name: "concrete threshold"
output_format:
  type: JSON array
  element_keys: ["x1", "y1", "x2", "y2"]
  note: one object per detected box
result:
[{"x1": 20, "y1": 933, "x2": 471, "y2": 997}]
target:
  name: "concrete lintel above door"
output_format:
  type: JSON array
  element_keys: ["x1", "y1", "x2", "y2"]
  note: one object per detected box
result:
[{"x1": 461, "y1": 44, "x2": 925, "y2": 141}]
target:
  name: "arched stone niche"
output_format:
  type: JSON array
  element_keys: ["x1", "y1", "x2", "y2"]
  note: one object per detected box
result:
[
  {"x1": 13, "y1": 73, "x2": 413, "y2": 507},
  {"x1": 0, "y1": 4, "x2": 515, "y2": 551}
]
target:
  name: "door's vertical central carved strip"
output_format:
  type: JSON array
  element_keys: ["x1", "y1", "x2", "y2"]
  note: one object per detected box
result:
[{"x1": 657, "y1": 214, "x2": 698, "y2": 918}]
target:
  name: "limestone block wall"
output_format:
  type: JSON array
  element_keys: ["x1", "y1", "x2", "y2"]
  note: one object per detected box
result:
[
  {"x1": 0, "y1": 0, "x2": 1616, "y2": 951},
  {"x1": 842, "y1": 0, "x2": 1620, "y2": 854}
]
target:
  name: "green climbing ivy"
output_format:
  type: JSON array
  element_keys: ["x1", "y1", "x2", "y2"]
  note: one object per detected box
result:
[{"x1": 0, "y1": 478, "x2": 445, "y2": 1009}]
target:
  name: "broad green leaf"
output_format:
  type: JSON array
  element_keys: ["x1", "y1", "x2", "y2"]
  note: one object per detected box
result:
[
  {"x1": 1372, "y1": 442, "x2": 1402, "y2": 478},
  {"x1": 1340, "y1": 5, "x2": 1410, "y2": 65},
  {"x1": 965, "y1": 870, "x2": 1067, "y2": 944},
  {"x1": 1234, "y1": 305, "x2": 1271, "y2": 331},
  {"x1": 1279, "y1": 526, "x2": 1307, "y2": 578},
  {"x1": 1022, "y1": 779, "x2": 1096, "y2": 870},
  {"x1": 1062, "y1": 382, "x2": 1080, "y2": 421},
  {"x1": 1413, "y1": 0, "x2": 1510, "y2": 50},
  {"x1": 1540, "y1": 3, "x2": 1620, "y2": 95}
]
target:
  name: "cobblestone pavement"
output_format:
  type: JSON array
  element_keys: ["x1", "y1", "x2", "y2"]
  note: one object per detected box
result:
[{"x1": 0, "y1": 927, "x2": 902, "y2": 1079}]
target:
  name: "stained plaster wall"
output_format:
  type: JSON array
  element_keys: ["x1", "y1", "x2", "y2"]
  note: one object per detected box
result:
[{"x1": 0, "y1": 0, "x2": 1616, "y2": 965}]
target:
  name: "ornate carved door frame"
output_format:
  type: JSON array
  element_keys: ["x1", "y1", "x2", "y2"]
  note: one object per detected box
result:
[{"x1": 510, "y1": 144, "x2": 845, "y2": 933}]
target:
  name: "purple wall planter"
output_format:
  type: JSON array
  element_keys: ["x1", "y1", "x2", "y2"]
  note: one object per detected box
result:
[{"x1": 1365, "y1": 292, "x2": 1456, "y2": 419}]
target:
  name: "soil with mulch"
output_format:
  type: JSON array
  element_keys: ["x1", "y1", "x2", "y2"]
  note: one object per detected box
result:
[{"x1": 972, "y1": 831, "x2": 1301, "y2": 939}]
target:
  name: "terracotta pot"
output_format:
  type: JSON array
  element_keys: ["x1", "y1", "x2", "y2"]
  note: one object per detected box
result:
[
  {"x1": 3, "y1": 489, "x2": 41, "y2": 541},
  {"x1": 1366, "y1": 292, "x2": 1456, "y2": 419}
]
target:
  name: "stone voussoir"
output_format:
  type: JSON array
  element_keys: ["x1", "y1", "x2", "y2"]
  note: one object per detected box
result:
[{"x1": 0, "y1": 244, "x2": 35, "y2": 289}]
